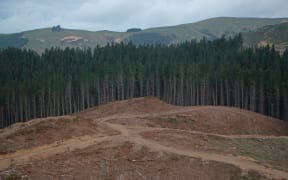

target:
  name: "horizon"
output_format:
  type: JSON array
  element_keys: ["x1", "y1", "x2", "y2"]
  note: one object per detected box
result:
[
  {"x1": 1, "y1": 16, "x2": 288, "y2": 34},
  {"x1": 1, "y1": 0, "x2": 288, "y2": 34}
]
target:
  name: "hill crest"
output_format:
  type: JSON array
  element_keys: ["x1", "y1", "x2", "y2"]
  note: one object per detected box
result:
[
  {"x1": 1, "y1": 17, "x2": 288, "y2": 53},
  {"x1": 1, "y1": 97, "x2": 288, "y2": 179},
  {"x1": 1, "y1": 97, "x2": 287, "y2": 137}
]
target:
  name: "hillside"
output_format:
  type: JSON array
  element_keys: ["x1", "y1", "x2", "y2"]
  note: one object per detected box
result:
[
  {"x1": 243, "y1": 22, "x2": 288, "y2": 54},
  {"x1": 1, "y1": 97, "x2": 288, "y2": 179},
  {"x1": 146, "y1": 17, "x2": 288, "y2": 43},
  {"x1": 1, "y1": 17, "x2": 288, "y2": 53}
]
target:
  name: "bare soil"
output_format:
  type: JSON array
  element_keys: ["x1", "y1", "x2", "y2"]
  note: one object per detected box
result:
[
  {"x1": 13, "y1": 142, "x2": 266, "y2": 180},
  {"x1": 0, "y1": 116, "x2": 117, "y2": 155},
  {"x1": 110, "y1": 106, "x2": 288, "y2": 136},
  {"x1": 0, "y1": 97, "x2": 288, "y2": 180},
  {"x1": 141, "y1": 130, "x2": 288, "y2": 171}
]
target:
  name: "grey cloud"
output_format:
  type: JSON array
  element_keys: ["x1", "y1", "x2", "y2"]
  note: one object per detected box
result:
[{"x1": 0, "y1": 0, "x2": 288, "y2": 33}]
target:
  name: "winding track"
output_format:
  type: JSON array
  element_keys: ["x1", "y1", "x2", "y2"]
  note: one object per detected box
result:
[{"x1": 1, "y1": 110, "x2": 288, "y2": 179}]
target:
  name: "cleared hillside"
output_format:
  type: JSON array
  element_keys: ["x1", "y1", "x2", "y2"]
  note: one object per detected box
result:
[
  {"x1": 243, "y1": 22, "x2": 288, "y2": 54},
  {"x1": 1, "y1": 97, "x2": 288, "y2": 179}
]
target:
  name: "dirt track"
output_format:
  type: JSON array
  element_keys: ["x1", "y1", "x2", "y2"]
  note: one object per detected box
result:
[{"x1": 0, "y1": 97, "x2": 288, "y2": 179}]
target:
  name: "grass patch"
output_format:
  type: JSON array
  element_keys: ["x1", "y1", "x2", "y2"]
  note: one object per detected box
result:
[
  {"x1": 73, "y1": 116, "x2": 81, "y2": 122},
  {"x1": 234, "y1": 138, "x2": 288, "y2": 170},
  {"x1": 0, "y1": 171, "x2": 22, "y2": 180},
  {"x1": 168, "y1": 117, "x2": 177, "y2": 123},
  {"x1": 208, "y1": 136, "x2": 288, "y2": 170}
]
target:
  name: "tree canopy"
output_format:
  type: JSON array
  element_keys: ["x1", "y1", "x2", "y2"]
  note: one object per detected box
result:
[{"x1": 0, "y1": 34, "x2": 287, "y2": 128}]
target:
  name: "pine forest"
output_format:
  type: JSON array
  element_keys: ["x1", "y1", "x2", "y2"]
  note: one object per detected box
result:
[{"x1": 1, "y1": 34, "x2": 288, "y2": 128}]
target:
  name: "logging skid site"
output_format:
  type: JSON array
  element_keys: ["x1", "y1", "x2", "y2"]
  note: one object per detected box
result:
[{"x1": 0, "y1": 97, "x2": 288, "y2": 179}]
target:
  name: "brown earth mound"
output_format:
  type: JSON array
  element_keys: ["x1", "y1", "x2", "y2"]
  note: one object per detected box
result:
[
  {"x1": 138, "y1": 106, "x2": 288, "y2": 136},
  {"x1": 1, "y1": 97, "x2": 287, "y2": 151},
  {"x1": 1, "y1": 97, "x2": 288, "y2": 179},
  {"x1": 100, "y1": 97, "x2": 288, "y2": 136},
  {"x1": 141, "y1": 130, "x2": 288, "y2": 171},
  {"x1": 0, "y1": 116, "x2": 116, "y2": 154},
  {"x1": 81, "y1": 96, "x2": 178, "y2": 119}
]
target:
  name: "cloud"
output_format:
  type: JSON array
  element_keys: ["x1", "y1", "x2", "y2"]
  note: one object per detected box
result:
[{"x1": 0, "y1": 0, "x2": 288, "y2": 33}]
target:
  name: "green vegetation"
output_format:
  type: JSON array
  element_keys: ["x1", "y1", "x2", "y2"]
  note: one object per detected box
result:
[
  {"x1": 1, "y1": 34, "x2": 288, "y2": 128},
  {"x1": 243, "y1": 22, "x2": 288, "y2": 45},
  {"x1": 230, "y1": 171, "x2": 264, "y2": 180},
  {"x1": 146, "y1": 17, "x2": 288, "y2": 42},
  {"x1": 209, "y1": 137, "x2": 288, "y2": 170},
  {"x1": 0, "y1": 172, "x2": 21, "y2": 180},
  {"x1": 126, "y1": 32, "x2": 173, "y2": 45},
  {"x1": 0, "y1": 33, "x2": 28, "y2": 48},
  {"x1": 22, "y1": 28, "x2": 125, "y2": 53},
  {"x1": 235, "y1": 138, "x2": 288, "y2": 163},
  {"x1": 127, "y1": 28, "x2": 142, "y2": 33},
  {"x1": 52, "y1": 25, "x2": 63, "y2": 32}
]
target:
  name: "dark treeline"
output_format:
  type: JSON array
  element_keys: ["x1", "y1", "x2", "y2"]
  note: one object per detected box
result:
[{"x1": 1, "y1": 35, "x2": 288, "y2": 128}]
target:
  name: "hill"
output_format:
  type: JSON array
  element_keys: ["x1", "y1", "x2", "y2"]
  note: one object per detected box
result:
[
  {"x1": 1, "y1": 17, "x2": 288, "y2": 53},
  {"x1": 243, "y1": 22, "x2": 288, "y2": 54},
  {"x1": 1, "y1": 97, "x2": 288, "y2": 179}
]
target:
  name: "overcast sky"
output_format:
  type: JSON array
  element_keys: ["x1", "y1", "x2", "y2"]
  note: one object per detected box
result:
[{"x1": 1, "y1": 0, "x2": 288, "y2": 33}]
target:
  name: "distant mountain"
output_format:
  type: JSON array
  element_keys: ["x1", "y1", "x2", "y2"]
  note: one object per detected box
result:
[
  {"x1": 243, "y1": 22, "x2": 288, "y2": 54},
  {"x1": 1, "y1": 17, "x2": 288, "y2": 53}
]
